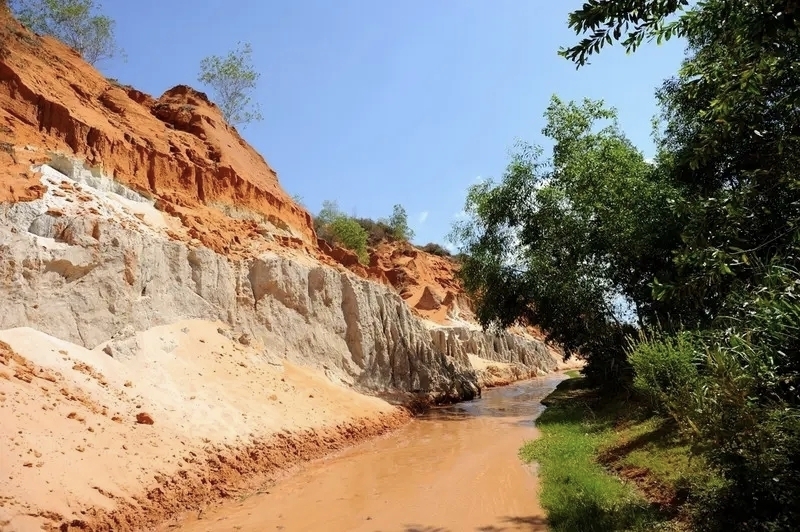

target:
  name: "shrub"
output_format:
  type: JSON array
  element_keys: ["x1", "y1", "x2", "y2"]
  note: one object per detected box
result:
[
  {"x1": 315, "y1": 200, "x2": 369, "y2": 265},
  {"x1": 420, "y1": 242, "x2": 451, "y2": 256},
  {"x1": 354, "y1": 217, "x2": 393, "y2": 245},
  {"x1": 628, "y1": 331, "x2": 701, "y2": 425},
  {"x1": 315, "y1": 200, "x2": 414, "y2": 260},
  {"x1": 357, "y1": 204, "x2": 415, "y2": 244},
  {"x1": 629, "y1": 265, "x2": 800, "y2": 529},
  {"x1": 327, "y1": 217, "x2": 368, "y2": 264}
]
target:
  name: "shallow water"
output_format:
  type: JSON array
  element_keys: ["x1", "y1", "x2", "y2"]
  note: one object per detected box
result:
[{"x1": 176, "y1": 375, "x2": 565, "y2": 532}]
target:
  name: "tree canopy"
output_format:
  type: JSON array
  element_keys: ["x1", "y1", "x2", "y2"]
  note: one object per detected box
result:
[
  {"x1": 198, "y1": 41, "x2": 263, "y2": 127},
  {"x1": 11, "y1": 0, "x2": 121, "y2": 65},
  {"x1": 450, "y1": 96, "x2": 681, "y2": 381}
]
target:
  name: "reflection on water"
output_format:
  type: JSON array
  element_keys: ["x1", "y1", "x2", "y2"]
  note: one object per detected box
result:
[
  {"x1": 422, "y1": 381, "x2": 553, "y2": 422},
  {"x1": 176, "y1": 375, "x2": 566, "y2": 532}
]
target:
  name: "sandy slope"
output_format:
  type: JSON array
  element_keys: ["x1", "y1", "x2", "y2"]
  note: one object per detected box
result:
[{"x1": 0, "y1": 320, "x2": 408, "y2": 532}]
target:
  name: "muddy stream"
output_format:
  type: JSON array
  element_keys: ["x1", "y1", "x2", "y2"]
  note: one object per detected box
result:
[{"x1": 175, "y1": 375, "x2": 565, "y2": 532}]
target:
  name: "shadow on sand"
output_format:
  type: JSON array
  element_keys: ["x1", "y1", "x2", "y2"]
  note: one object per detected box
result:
[{"x1": 400, "y1": 514, "x2": 548, "y2": 532}]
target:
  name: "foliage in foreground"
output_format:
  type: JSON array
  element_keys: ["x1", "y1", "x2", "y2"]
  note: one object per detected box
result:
[
  {"x1": 11, "y1": 0, "x2": 121, "y2": 65},
  {"x1": 454, "y1": 0, "x2": 800, "y2": 529},
  {"x1": 628, "y1": 265, "x2": 800, "y2": 530}
]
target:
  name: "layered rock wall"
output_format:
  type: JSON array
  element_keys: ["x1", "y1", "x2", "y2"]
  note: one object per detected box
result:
[{"x1": 0, "y1": 161, "x2": 561, "y2": 402}]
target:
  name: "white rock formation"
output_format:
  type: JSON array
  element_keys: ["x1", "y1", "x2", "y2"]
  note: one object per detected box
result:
[{"x1": 0, "y1": 158, "x2": 557, "y2": 401}]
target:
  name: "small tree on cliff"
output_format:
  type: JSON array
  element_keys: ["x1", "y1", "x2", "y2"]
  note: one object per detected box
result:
[
  {"x1": 198, "y1": 41, "x2": 263, "y2": 127},
  {"x1": 10, "y1": 0, "x2": 121, "y2": 65},
  {"x1": 380, "y1": 204, "x2": 414, "y2": 241}
]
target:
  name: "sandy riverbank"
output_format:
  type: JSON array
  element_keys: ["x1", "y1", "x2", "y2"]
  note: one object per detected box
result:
[
  {"x1": 0, "y1": 320, "x2": 409, "y2": 532},
  {"x1": 0, "y1": 317, "x2": 576, "y2": 532}
]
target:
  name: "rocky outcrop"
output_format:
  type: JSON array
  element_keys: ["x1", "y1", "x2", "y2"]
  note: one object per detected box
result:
[
  {"x1": 428, "y1": 324, "x2": 558, "y2": 387},
  {"x1": 0, "y1": 162, "x2": 487, "y2": 402},
  {"x1": 367, "y1": 241, "x2": 474, "y2": 324},
  {"x1": 428, "y1": 326, "x2": 556, "y2": 371}
]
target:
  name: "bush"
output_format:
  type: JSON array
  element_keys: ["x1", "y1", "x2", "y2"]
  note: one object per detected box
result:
[
  {"x1": 314, "y1": 200, "x2": 369, "y2": 265},
  {"x1": 327, "y1": 217, "x2": 369, "y2": 264},
  {"x1": 629, "y1": 265, "x2": 800, "y2": 530},
  {"x1": 420, "y1": 242, "x2": 451, "y2": 256},
  {"x1": 316, "y1": 200, "x2": 414, "y2": 260},
  {"x1": 356, "y1": 204, "x2": 415, "y2": 244},
  {"x1": 354, "y1": 217, "x2": 393, "y2": 245},
  {"x1": 628, "y1": 331, "x2": 701, "y2": 423}
]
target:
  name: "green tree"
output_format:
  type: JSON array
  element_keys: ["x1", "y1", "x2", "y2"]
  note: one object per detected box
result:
[
  {"x1": 559, "y1": 0, "x2": 689, "y2": 68},
  {"x1": 11, "y1": 0, "x2": 121, "y2": 65},
  {"x1": 450, "y1": 96, "x2": 681, "y2": 382},
  {"x1": 198, "y1": 41, "x2": 263, "y2": 127},
  {"x1": 383, "y1": 203, "x2": 414, "y2": 241},
  {"x1": 561, "y1": 1, "x2": 800, "y2": 528}
]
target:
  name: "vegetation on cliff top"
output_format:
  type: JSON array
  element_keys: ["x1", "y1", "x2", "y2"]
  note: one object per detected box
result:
[
  {"x1": 452, "y1": 0, "x2": 800, "y2": 529},
  {"x1": 198, "y1": 41, "x2": 263, "y2": 127},
  {"x1": 10, "y1": 0, "x2": 121, "y2": 65},
  {"x1": 313, "y1": 200, "x2": 436, "y2": 265}
]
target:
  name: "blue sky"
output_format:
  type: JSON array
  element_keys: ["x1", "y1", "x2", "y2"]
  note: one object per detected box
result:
[{"x1": 101, "y1": 1, "x2": 685, "y2": 247}]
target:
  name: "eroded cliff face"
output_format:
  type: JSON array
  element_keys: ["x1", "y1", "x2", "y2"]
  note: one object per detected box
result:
[
  {"x1": 0, "y1": 157, "x2": 563, "y2": 399},
  {"x1": 0, "y1": 12, "x2": 486, "y2": 333},
  {"x1": 0, "y1": 22, "x2": 316, "y2": 255},
  {"x1": 0, "y1": 10, "x2": 562, "y2": 403},
  {"x1": 0, "y1": 161, "x2": 486, "y2": 402}
]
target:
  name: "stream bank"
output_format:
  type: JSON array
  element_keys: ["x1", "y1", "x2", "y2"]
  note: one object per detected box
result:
[{"x1": 172, "y1": 375, "x2": 567, "y2": 532}]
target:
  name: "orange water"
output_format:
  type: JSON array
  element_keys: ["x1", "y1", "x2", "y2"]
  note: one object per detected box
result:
[{"x1": 175, "y1": 375, "x2": 564, "y2": 532}]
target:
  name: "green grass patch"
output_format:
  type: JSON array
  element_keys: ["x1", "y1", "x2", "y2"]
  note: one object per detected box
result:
[
  {"x1": 521, "y1": 378, "x2": 712, "y2": 531},
  {"x1": 565, "y1": 369, "x2": 582, "y2": 379}
]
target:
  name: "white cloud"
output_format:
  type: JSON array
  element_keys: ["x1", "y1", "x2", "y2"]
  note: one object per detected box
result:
[{"x1": 418, "y1": 211, "x2": 429, "y2": 224}]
